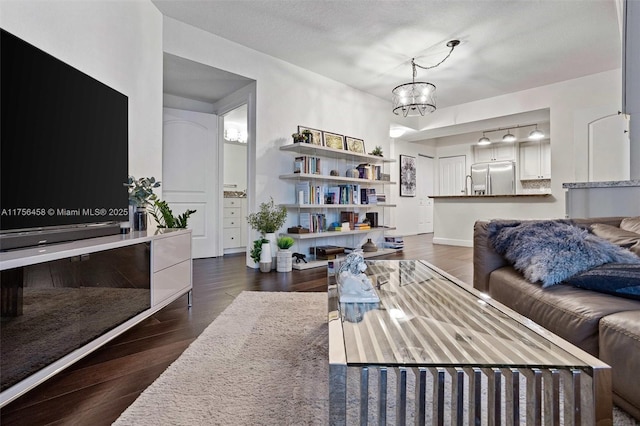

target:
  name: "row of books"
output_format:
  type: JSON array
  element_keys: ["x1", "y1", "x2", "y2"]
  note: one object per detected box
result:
[
  {"x1": 295, "y1": 181, "x2": 387, "y2": 205},
  {"x1": 293, "y1": 156, "x2": 322, "y2": 174},
  {"x1": 356, "y1": 163, "x2": 384, "y2": 181},
  {"x1": 299, "y1": 212, "x2": 327, "y2": 233}
]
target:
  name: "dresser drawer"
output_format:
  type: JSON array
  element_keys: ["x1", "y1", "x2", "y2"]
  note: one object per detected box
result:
[
  {"x1": 153, "y1": 232, "x2": 191, "y2": 273},
  {"x1": 152, "y1": 259, "x2": 191, "y2": 306},
  {"x1": 223, "y1": 198, "x2": 244, "y2": 208},
  {"x1": 224, "y1": 207, "x2": 241, "y2": 219},
  {"x1": 223, "y1": 228, "x2": 242, "y2": 248},
  {"x1": 223, "y1": 217, "x2": 241, "y2": 228}
]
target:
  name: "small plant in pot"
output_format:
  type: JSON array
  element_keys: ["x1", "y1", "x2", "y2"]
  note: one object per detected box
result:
[
  {"x1": 124, "y1": 175, "x2": 161, "y2": 231},
  {"x1": 250, "y1": 237, "x2": 269, "y2": 267},
  {"x1": 149, "y1": 199, "x2": 196, "y2": 229},
  {"x1": 276, "y1": 236, "x2": 295, "y2": 272},
  {"x1": 247, "y1": 197, "x2": 287, "y2": 270}
]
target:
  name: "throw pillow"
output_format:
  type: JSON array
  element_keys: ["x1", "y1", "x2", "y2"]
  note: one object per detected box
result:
[
  {"x1": 487, "y1": 220, "x2": 640, "y2": 287},
  {"x1": 591, "y1": 223, "x2": 640, "y2": 256},
  {"x1": 621, "y1": 216, "x2": 640, "y2": 234},
  {"x1": 566, "y1": 263, "x2": 640, "y2": 301}
]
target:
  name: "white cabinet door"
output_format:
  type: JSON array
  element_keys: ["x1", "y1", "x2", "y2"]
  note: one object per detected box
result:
[
  {"x1": 540, "y1": 141, "x2": 551, "y2": 179},
  {"x1": 493, "y1": 144, "x2": 516, "y2": 161},
  {"x1": 473, "y1": 146, "x2": 493, "y2": 163},
  {"x1": 519, "y1": 142, "x2": 541, "y2": 180},
  {"x1": 438, "y1": 156, "x2": 466, "y2": 196}
]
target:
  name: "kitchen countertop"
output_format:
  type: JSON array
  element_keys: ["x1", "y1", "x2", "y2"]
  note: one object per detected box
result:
[
  {"x1": 223, "y1": 191, "x2": 246, "y2": 198},
  {"x1": 430, "y1": 193, "x2": 552, "y2": 199},
  {"x1": 562, "y1": 180, "x2": 640, "y2": 189}
]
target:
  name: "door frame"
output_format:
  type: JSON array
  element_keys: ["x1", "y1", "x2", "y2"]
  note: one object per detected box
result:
[{"x1": 213, "y1": 82, "x2": 257, "y2": 263}]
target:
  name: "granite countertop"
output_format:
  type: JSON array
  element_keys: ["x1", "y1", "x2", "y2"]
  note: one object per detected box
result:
[
  {"x1": 430, "y1": 194, "x2": 552, "y2": 199},
  {"x1": 224, "y1": 191, "x2": 247, "y2": 198},
  {"x1": 562, "y1": 180, "x2": 640, "y2": 189}
]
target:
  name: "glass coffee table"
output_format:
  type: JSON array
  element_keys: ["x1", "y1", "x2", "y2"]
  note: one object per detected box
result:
[{"x1": 328, "y1": 260, "x2": 612, "y2": 425}]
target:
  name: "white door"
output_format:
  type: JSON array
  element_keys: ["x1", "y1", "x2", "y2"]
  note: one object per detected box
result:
[
  {"x1": 439, "y1": 155, "x2": 466, "y2": 196},
  {"x1": 418, "y1": 155, "x2": 434, "y2": 233},
  {"x1": 589, "y1": 114, "x2": 630, "y2": 181},
  {"x1": 163, "y1": 108, "x2": 219, "y2": 258}
]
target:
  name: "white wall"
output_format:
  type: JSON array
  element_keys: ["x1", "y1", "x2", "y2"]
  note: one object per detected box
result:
[
  {"x1": 223, "y1": 143, "x2": 247, "y2": 191},
  {"x1": 162, "y1": 17, "x2": 392, "y2": 233},
  {"x1": 0, "y1": 1, "x2": 164, "y2": 183}
]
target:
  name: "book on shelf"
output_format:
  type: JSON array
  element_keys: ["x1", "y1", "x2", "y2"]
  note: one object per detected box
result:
[
  {"x1": 293, "y1": 156, "x2": 322, "y2": 174},
  {"x1": 340, "y1": 211, "x2": 358, "y2": 230},
  {"x1": 299, "y1": 212, "x2": 327, "y2": 233},
  {"x1": 375, "y1": 193, "x2": 386, "y2": 203},
  {"x1": 295, "y1": 181, "x2": 310, "y2": 204},
  {"x1": 360, "y1": 188, "x2": 376, "y2": 204},
  {"x1": 353, "y1": 222, "x2": 371, "y2": 230},
  {"x1": 384, "y1": 235, "x2": 404, "y2": 249}
]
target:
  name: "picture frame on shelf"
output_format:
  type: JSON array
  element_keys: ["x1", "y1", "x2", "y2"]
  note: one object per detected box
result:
[
  {"x1": 399, "y1": 154, "x2": 416, "y2": 197},
  {"x1": 345, "y1": 136, "x2": 365, "y2": 154},
  {"x1": 323, "y1": 132, "x2": 345, "y2": 150},
  {"x1": 297, "y1": 126, "x2": 323, "y2": 146}
]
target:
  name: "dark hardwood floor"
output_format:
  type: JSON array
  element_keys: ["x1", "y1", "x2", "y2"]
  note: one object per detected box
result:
[{"x1": 0, "y1": 234, "x2": 472, "y2": 425}]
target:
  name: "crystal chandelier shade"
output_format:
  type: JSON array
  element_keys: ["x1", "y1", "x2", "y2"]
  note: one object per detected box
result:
[{"x1": 392, "y1": 81, "x2": 436, "y2": 117}]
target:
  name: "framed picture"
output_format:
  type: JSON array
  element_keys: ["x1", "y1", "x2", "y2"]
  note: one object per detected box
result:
[
  {"x1": 345, "y1": 136, "x2": 365, "y2": 154},
  {"x1": 297, "y1": 126, "x2": 323, "y2": 146},
  {"x1": 323, "y1": 132, "x2": 345, "y2": 150},
  {"x1": 399, "y1": 154, "x2": 416, "y2": 197}
]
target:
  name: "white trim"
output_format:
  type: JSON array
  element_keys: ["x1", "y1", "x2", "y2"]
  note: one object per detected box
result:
[{"x1": 432, "y1": 237, "x2": 473, "y2": 247}]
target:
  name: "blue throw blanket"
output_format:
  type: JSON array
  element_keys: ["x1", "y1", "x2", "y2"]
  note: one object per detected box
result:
[{"x1": 488, "y1": 220, "x2": 640, "y2": 287}]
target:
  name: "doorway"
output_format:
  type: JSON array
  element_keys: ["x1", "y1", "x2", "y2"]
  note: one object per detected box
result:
[{"x1": 418, "y1": 154, "x2": 434, "y2": 233}]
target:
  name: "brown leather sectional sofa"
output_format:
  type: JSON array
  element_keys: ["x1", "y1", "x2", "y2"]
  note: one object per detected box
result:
[{"x1": 473, "y1": 217, "x2": 640, "y2": 421}]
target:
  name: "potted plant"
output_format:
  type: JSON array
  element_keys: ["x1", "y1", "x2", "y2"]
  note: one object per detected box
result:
[
  {"x1": 247, "y1": 197, "x2": 287, "y2": 270},
  {"x1": 369, "y1": 146, "x2": 383, "y2": 157},
  {"x1": 301, "y1": 129, "x2": 313, "y2": 144},
  {"x1": 149, "y1": 199, "x2": 196, "y2": 229},
  {"x1": 291, "y1": 132, "x2": 306, "y2": 143},
  {"x1": 124, "y1": 175, "x2": 161, "y2": 231},
  {"x1": 276, "y1": 236, "x2": 295, "y2": 272}
]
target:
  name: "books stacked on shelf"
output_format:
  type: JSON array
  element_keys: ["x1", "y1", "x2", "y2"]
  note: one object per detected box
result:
[
  {"x1": 384, "y1": 235, "x2": 404, "y2": 250},
  {"x1": 340, "y1": 211, "x2": 358, "y2": 230},
  {"x1": 360, "y1": 188, "x2": 377, "y2": 204},
  {"x1": 327, "y1": 184, "x2": 360, "y2": 205},
  {"x1": 356, "y1": 164, "x2": 383, "y2": 180},
  {"x1": 299, "y1": 212, "x2": 327, "y2": 232},
  {"x1": 375, "y1": 193, "x2": 387, "y2": 203},
  {"x1": 294, "y1": 156, "x2": 322, "y2": 174},
  {"x1": 353, "y1": 222, "x2": 371, "y2": 231},
  {"x1": 295, "y1": 182, "x2": 326, "y2": 204}
]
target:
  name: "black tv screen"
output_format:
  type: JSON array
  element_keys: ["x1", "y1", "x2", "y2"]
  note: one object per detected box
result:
[{"x1": 1, "y1": 29, "x2": 129, "y2": 233}]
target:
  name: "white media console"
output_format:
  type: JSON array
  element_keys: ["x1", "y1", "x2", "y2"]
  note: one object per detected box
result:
[{"x1": 0, "y1": 227, "x2": 192, "y2": 406}]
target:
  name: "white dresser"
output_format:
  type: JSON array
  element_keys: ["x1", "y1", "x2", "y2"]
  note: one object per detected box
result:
[{"x1": 223, "y1": 197, "x2": 247, "y2": 253}]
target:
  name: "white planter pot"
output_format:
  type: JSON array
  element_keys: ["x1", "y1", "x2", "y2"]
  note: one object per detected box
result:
[
  {"x1": 276, "y1": 249, "x2": 293, "y2": 272},
  {"x1": 264, "y1": 232, "x2": 278, "y2": 270}
]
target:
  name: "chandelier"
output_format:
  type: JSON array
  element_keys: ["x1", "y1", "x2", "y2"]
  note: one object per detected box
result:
[{"x1": 392, "y1": 40, "x2": 460, "y2": 117}]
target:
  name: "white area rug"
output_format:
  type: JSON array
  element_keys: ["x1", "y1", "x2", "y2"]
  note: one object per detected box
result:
[{"x1": 113, "y1": 291, "x2": 638, "y2": 425}]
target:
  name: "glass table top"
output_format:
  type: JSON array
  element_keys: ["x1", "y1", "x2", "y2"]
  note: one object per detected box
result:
[{"x1": 332, "y1": 260, "x2": 590, "y2": 369}]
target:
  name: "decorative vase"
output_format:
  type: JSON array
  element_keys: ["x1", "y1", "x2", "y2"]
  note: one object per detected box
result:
[
  {"x1": 259, "y1": 242, "x2": 272, "y2": 272},
  {"x1": 362, "y1": 238, "x2": 378, "y2": 252},
  {"x1": 276, "y1": 249, "x2": 293, "y2": 272},
  {"x1": 264, "y1": 232, "x2": 278, "y2": 270},
  {"x1": 133, "y1": 207, "x2": 147, "y2": 231}
]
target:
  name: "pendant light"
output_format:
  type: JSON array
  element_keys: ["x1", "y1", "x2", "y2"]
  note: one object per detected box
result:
[
  {"x1": 478, "y1": 132, "x2": 491, "y2": 145},
  {"x1": 502, "y1": 130, "x2": 516, "y2": 142},
  {"x1": 528, "y1": 125, "x2": 545, "y2": 140}
]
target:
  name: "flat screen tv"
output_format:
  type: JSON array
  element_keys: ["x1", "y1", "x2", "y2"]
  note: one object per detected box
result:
[{"x1": 1, "y1": 29, "x2": 129, "y2": 250}]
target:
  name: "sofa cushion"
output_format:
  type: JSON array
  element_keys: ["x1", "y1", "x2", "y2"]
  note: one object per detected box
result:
[
  {"x1": 488, "y1": 266, "x2": 640, "y2": 356},
  {"x1": 566, "y1": 263, "x2": 640, "y2": 300},
  {"x1": 599, "y1": 311, "x2": 640, "y2": 418},
  {"x1": 621, "y1": 216, "x2": 640, "y2": 234},
  {"x1": 591, "y1": 223, "x2": 640, "y2": 256},
  {"x1": 487, "y1": 220, "x2": 640, "y2": 287}
]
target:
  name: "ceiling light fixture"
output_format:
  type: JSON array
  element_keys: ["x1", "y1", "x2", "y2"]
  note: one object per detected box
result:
[
  {"x1": 502, "y1": 130, "x2": 516, "y2": 143},
  {"x1": 477, "y1": 132, "x2": 491, "y2": 145},
  {"x1": 479, "y1": 123, "x2": 546, "y2": 145},
  {"x1": 528, "y1": 124, "x2": 545, "y2": 140},
  {"x1": 392, "y1": 40, "x2": 460, "y2": 117}
]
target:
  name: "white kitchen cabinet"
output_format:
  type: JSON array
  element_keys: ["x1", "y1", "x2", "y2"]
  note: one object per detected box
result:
[
  {"x1": 519, "y1": 140, "x2": 550, "y2": 180},
  {"x1": 474, "y1": 144, "x2": 516, "y2": 163}
]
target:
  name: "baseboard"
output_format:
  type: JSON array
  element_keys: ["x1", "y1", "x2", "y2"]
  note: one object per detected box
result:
[{"x1": 432, "y1": 237, "x2": 473, "y2": 247}]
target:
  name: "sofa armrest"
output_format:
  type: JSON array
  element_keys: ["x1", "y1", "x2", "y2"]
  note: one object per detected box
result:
[{"x1": 473, "y1": 220, "x2": 508, "y2": 293}]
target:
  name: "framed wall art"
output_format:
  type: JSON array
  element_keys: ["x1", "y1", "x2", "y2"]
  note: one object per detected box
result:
[
  {"x1": 323, "y1": 132, "x2": 345, "y2": 150},
  {"x1": 297, "y1": 126, "x2": 323, "y2": 146},
  {"x1": 399, "y1": 154, "x2": 416, "y2": 197},
  {"x1": 345, "y1": 136, "x2": 365, "y2": 154}
]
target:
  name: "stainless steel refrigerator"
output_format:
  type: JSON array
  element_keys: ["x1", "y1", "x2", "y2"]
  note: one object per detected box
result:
[{"x1": 470, "y1": 161, "x2": 515, "y2": 195}]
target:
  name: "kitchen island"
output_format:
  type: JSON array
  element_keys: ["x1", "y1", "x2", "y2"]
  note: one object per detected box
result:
[{"x1": 430, "y1": 193, "x2": 554, "y2": 246}]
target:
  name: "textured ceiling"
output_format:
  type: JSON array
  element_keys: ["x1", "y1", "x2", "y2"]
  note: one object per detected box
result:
[{"x1": 155, "y1": 0, "x2": 622, "y2": 137}]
